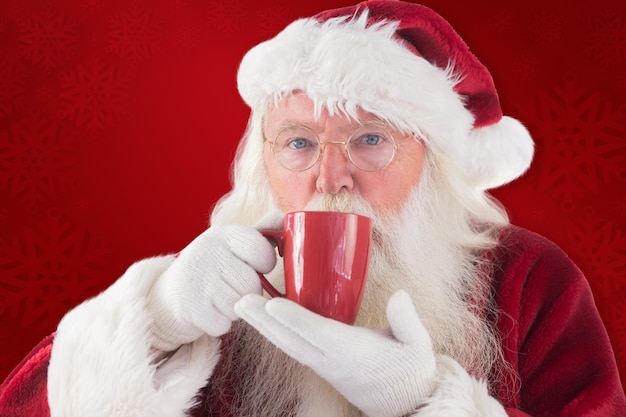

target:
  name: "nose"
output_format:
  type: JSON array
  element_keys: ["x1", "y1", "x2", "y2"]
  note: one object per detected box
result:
[{"x1": 315, "y1": 142, "x2": 355, "y2": 195}]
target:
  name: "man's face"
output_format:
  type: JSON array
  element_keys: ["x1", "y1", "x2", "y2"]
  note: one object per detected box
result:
[{"x1": 263, "y1": 93, "x2": 426, "y2": 214}]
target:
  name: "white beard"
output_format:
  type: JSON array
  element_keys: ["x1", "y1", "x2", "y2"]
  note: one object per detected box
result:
[{"x1": 206, "y1": 183, "x2": 501, "y2": 417}]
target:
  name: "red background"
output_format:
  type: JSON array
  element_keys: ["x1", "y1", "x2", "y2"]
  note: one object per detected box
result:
[{"x1": 1, "y1": 0, "x2": 625, "y2": 388}]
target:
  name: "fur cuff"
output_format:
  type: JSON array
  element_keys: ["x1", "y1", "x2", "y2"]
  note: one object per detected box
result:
[
  {"x1": 48, "y1": 256, "x2": 220, "y2": 417},
  {"x1": 413, "y1": 356, "x2": 507, "y2": 416}
]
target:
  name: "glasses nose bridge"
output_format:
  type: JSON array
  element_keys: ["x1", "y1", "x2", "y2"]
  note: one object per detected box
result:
[
  {"x1": 318, "y1": 139, "x2": 349, "y2": 158},
  {"x1": 317, "y1": 139, "x2": 352, "y2": 168}
]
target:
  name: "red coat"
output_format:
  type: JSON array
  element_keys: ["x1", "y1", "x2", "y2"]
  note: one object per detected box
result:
[{"x1": 1, "y1": 226, "x2": 625, "y2": 416}]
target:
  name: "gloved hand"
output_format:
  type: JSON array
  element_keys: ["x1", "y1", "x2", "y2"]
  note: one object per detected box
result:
[
  {"x1": 235, "y1": 290, "x2": 437, "y2": 417},
  {"x1": 148, "y1": 224, "x2": 277, "y2": 351}
]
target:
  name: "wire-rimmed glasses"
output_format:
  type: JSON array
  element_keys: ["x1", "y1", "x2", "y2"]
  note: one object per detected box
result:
[{"x1": 266, "y1": 122, "x2": 402, "y2": 172}]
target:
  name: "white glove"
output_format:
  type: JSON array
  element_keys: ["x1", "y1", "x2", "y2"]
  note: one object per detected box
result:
[
  {"x1": 149, "y1": 224, "x2": 276, "y2": 351},
  {"x1": 235, "y1": 290, "x2": 437, "y2": 417}
]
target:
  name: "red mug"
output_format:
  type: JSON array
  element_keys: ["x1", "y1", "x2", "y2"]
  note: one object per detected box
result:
[{"x1": 259, "y1": 211, "x2": 372, "y2": 324}]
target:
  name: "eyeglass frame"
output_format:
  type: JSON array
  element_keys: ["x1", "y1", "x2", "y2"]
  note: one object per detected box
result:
[{"x1": 263, "y1": 121, "x2": 414, "y2": 172}]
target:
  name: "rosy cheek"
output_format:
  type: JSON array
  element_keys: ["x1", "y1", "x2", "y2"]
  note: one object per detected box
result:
[
  {"x1": 268, "y1": 172, "x2": 313, "y2": 212},
  {"x1": 290, "y1": 176, "x2": 317, "y2": 209},
  {"x1": 361, "y1": 173, "x2": 413, "y2": 213}
]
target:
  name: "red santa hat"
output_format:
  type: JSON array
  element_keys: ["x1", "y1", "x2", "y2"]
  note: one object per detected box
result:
[{"x1": 237, "y1": 0, "x2": 534, "y2": 190}]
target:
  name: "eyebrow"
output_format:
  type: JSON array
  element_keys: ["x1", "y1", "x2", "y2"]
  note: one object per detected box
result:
[{"x1": 273, "y1": 118, "x2": 389, "y2": 134}]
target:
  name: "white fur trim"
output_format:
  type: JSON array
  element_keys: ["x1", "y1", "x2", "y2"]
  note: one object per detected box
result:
[
  {"x1": 237, "y1": 13, "x2": 534, "y2": 190},
  {"x1": 412, "y1": 356, "x2": 507, "y2": 416},
  {"x1": 48, "y1": 256, "x2": 220, "y2": 417},
  {"x1": 238, "y1": 14, "x2": 471, "y2": 140},
  {"x1": 461, "y1": 116, "x2": 534, "y2": 189}
]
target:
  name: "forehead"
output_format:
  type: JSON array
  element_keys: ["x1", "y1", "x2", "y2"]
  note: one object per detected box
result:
[{"x1": 264, "y1": 93, "x2": 391, "y2": 132}]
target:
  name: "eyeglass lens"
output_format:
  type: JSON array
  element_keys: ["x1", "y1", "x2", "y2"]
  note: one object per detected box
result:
[{"x1": 272, "y1": 124, "x2": 396, "y2": 172}]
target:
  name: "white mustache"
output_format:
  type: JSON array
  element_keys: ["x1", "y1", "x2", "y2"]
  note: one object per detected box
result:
[{"x1": 304, "y1": 191, "x2": 371, "y2": 214}]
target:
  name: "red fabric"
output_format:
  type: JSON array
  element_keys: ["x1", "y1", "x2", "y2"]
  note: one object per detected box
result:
[
  {"x1": 489, "y1": 227, "x2": 626, "y2": 415},
  {"x1": 0, "y1": 333, "x2": 53, "y2": 417},
  {"x1": 1, "y1": 226, "x2": 625, "y2": 416}
]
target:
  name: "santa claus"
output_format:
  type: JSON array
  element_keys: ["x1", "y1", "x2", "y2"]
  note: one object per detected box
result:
[{"x1": 1, "y1": 1, "x2": 625, "y2": 416}]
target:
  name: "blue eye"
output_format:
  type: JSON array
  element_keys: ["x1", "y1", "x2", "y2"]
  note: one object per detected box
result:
[
  {"x1": 287, "y1": 138, "x2": 311, "y2": 150},
  {"x1": 360, "y1": 134, "x2": 383, "y2": 146}
]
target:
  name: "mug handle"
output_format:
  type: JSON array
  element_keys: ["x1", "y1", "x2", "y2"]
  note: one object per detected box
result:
[{"x1": 258, "y1": 229, "x2": 285, "y2": 298}]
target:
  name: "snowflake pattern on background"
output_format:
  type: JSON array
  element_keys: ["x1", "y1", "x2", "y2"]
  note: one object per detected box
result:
[
  {"x1": 490, "y1": 8, "x2": 514, "y2": 34},
  {"x1": 206, "y1": 0, "x2": 244, "y2": 36},
  {"x1": 57, "y1": 55, "x2": 130, "y2": 136},
  {"x1": 564, "y1": 208, "x2": 626, "y2": 374},
  {"x1": 34, "y1": 82, "x2": 54, "y2": 103},
  {"x1": 0, "y1": 58, "x2": 26, "y2": 119},
  {"x1": 0, "y1": 110, "x2": 78, "y2": 214},
  {"x1": 532, "y1": 73, "x2": 626, "y2": 210},
  {"x1": 16, "y1": 3, "x2": 76, "y2": 72},
  {"x1": 0, "y1": 18, "x2": 9, "y2": 42},
  {"x1": 106, "y1": 3, "x2": 163, "y2": 66},
  {"x1": 0, "y1": 208, "x2": 113, "y2": 333},
  {"x1": 4, "y1": 0, "x2": 26, "y2": 16},
  {"x1": 79, "y1": 0, "x2": 105, "y2": 17},
  {"x1": 172, "y1": 22, "x2": 201, "y2": 50},
  {"x1": 565, "y1": 207, "x2": 626, "y2": 300},
  {"x1": 529, "y1": 9, "x2": 563, "y2": 47},
  {"x1": 511, "y1": 54, "x2": 539, "y2": 81},
  {"x1": 255, "y1": 1, "x2": 291, "y2": 39},
  {"x1": 584, "y1": 11, "x2": 626, "y2": 71}
]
